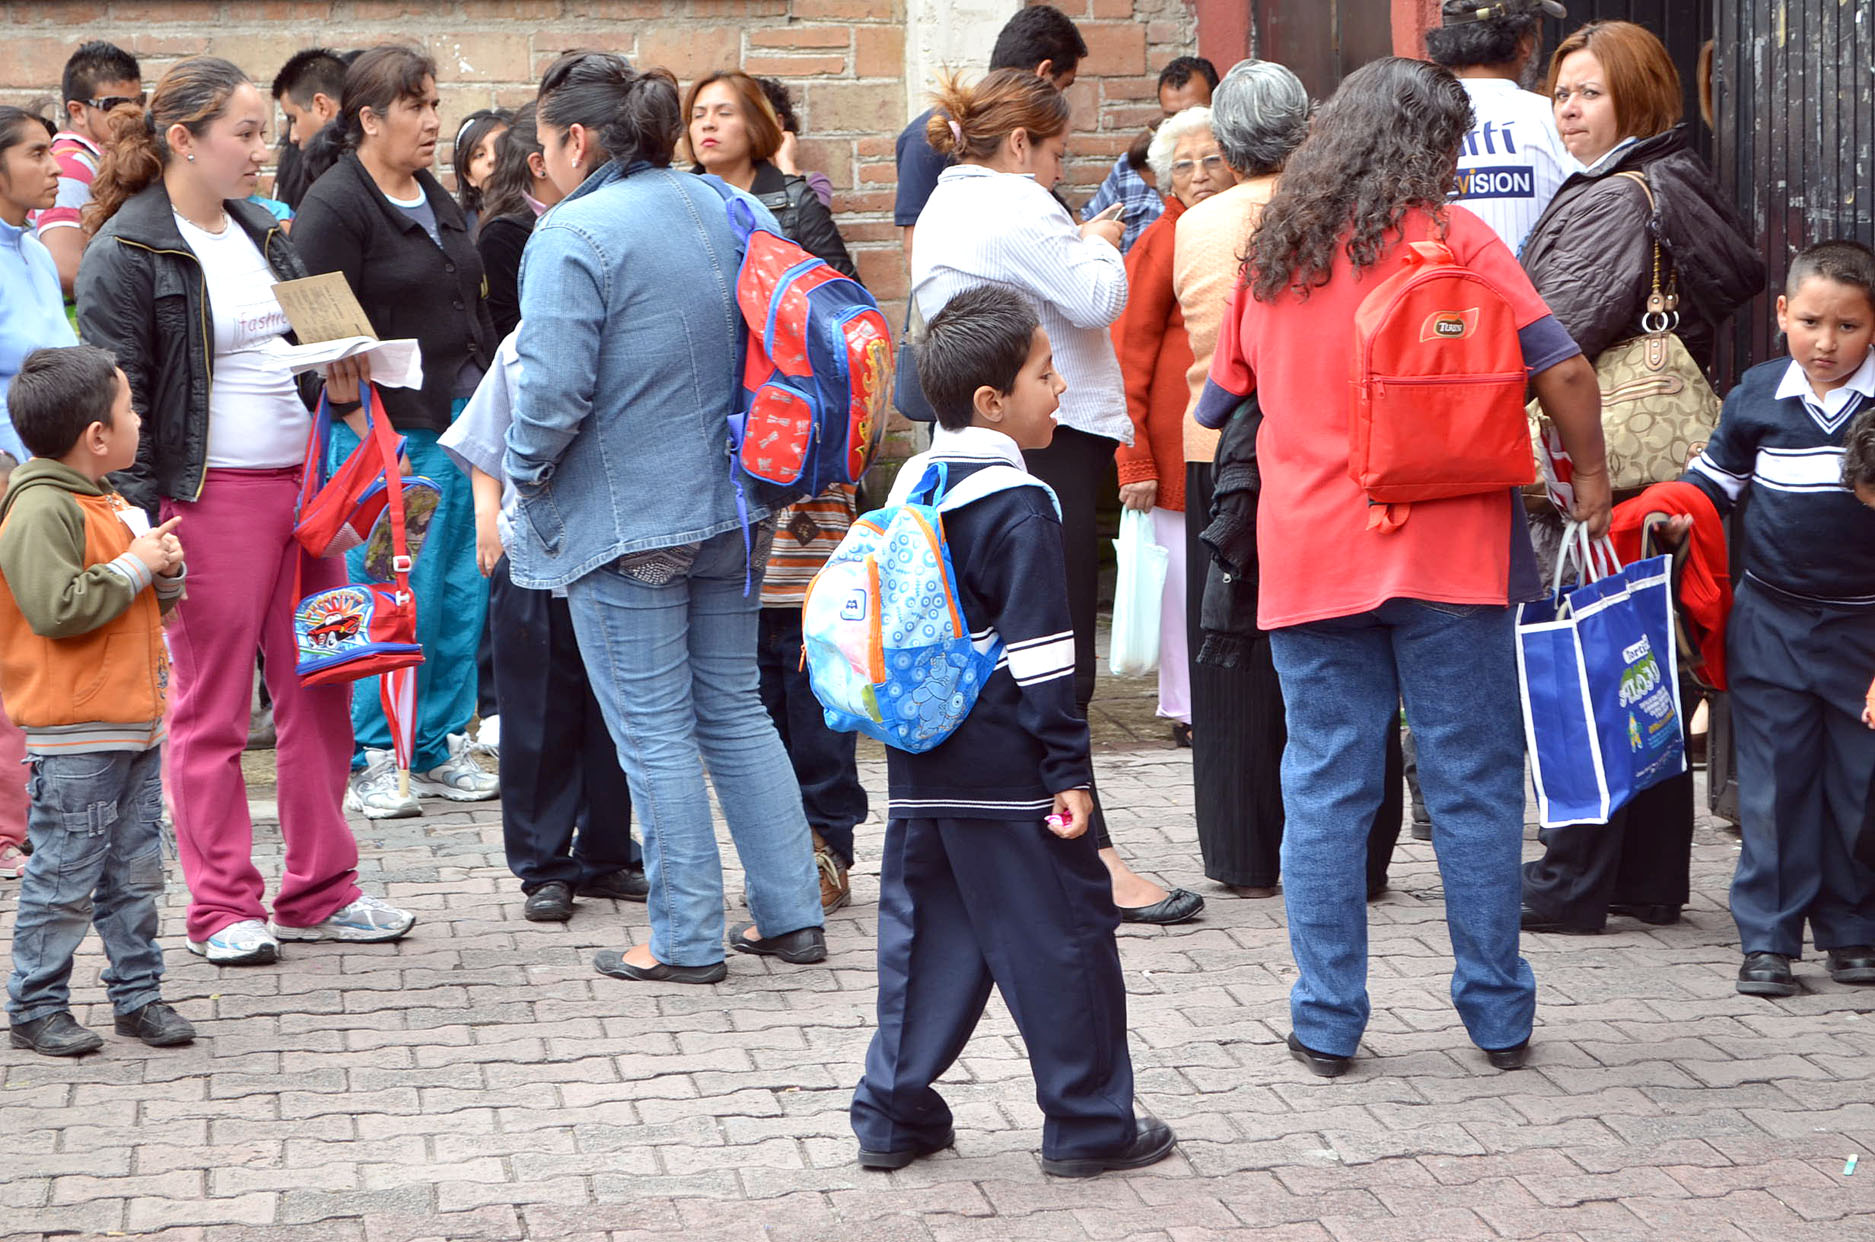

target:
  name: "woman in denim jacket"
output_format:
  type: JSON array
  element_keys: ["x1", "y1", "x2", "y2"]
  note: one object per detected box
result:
[{"x1": 504, "y1": 52, "x2": 825, "y2": 984}]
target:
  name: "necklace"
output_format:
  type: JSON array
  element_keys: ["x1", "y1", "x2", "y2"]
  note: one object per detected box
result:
[{"x1": 174, "y1": 206, "x2": 229, "y2": 235}]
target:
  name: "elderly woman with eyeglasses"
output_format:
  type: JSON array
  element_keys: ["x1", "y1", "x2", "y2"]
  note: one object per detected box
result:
[{"x1": 1110, "y1": 105, "x2": 1233, "y2": 746}]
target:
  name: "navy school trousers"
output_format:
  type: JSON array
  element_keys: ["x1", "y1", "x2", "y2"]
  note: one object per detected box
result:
[
  {"x1": 1728, "y1": 580, "x2": 1875, "y2": 957},
  {"x1": 851, "y1": 814, "x2": 1136, "y2": 1161}
]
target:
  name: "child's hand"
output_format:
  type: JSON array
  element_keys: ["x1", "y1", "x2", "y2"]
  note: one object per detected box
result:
[
  {"x1": 1046, "y1": 788, "x2": 1093, "y2": 839},
  {"x1": 130, "y1": 516, "x2": 182, "y2": 576},
  {"x1": 157, "y1": 529, "x2": 185, "y2": 577},
  {"x1": 474, "y1": 506, "x2": 504, "y2": 578}
]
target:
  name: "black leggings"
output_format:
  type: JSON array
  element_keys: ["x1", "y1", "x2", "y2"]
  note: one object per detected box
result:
[{"x1": 1022, "y1": 425, "x2": 1120, "y2": 851}]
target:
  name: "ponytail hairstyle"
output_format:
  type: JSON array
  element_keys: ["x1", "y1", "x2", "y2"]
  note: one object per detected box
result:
[
  {"x1": 85, "y1": 56, "x2": 249, "y2": 233},
  {"x1": 537, "y1": 50, "x2": 683, "y2": 171},
  {"x1": 478, "y1": 100, "x2": 542, "y2": 227},
  {"x1": 925, "y1": 68, "x2": 1070, "y2": 162},
  {"x1": 300, "y1": 45, "x2": 435, "y2": 186}
]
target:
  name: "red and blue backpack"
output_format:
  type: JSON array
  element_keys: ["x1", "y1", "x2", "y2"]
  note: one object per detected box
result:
[{"x1": 699, "y1": 176, "x2": 894, "y2": 508}]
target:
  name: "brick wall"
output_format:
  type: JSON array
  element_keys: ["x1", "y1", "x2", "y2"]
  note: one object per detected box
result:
[{"x1": 1, "y1": 0, "x2": 1197, "y2": 462}]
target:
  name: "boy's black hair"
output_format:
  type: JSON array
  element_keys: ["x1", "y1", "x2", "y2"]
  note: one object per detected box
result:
[
  {"x1": 918, "y1": 286, "x2": 1041, "y2": 432},
  {"x1": 271, "y1": 47, "x2": 349, "y2": 106},
  {"x1": 989, "y1": 5, "x2": 1088, "y2": 76},
  {"x1": 9, "y1": 346, "x2": 121, "y2": 460},
  {"x1": 1845, "y1": 407, "x2": 1875, "y2": 493},
  {"x1": 61, "y1": 41, "x2": 141, "y2": 105},
  {"x1": 1158, "y1": 56, "x2": 1220, "y2": 93},
  {"x1": 756, "y1": 76, "x2": 799, "y2": 134},
  {"x1": 1785, "y1": 238, "x2": 1875, "y2": 301}
]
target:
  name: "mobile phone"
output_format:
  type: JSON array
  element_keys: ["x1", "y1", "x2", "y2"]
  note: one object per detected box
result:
[{"x1": 1093, "y1": 202, "x2": 1124, "y2": 222}]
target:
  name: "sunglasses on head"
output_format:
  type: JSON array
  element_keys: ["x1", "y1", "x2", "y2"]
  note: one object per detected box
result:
[{"x1": 82, "y1": 93, "x2": 146, "y2": 112}]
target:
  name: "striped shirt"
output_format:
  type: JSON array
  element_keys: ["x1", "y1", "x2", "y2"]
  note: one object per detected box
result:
[
  {"x1": 760, "y1": 484, "x2": 858, "y2": 608},
  {"x1": 911, "y1": 165, "x2": 1133, "y2": 446},
  {"x1": 31, "y1": 132, "x2": 101, "y2": 237}
]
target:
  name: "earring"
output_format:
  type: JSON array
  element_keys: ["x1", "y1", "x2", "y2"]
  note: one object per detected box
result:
[{"x1": 186, "y1": 153, "x2": 196, "y2": 162}]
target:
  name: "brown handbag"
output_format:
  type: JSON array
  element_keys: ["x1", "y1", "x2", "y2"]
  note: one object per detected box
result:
[{"x1": 1529, "y1": 170, "x2": 1720, "y2": 493}]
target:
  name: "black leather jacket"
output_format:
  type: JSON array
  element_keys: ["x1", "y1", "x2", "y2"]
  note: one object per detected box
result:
[
  {"x1": 76, "y1": 186, "x2": 310, "y2": 511},
  {"x1": 1521, "y1": 125, "x2": 1764, "y2": 372},
  {"x1": 695, "y1": 161, "x2": 860, "y2": 282}
]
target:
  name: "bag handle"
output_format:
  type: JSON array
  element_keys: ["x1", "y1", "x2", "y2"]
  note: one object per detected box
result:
[
  {"x1": 1551, "y1": 518, "x2": 1623, "y2": 599},
  {"x1": 1401, "y1": 240, "x2": 1455, "y2": 268},
  {"x1": 1613, "y1": 170, "x2": 1679, "y2": 331}
]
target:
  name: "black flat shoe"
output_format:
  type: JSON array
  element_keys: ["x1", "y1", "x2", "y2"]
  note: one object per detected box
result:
[
  {"x1": 1170, "y1": 722, "x2": 1193, "y2": 749},
  {"x1": 1826, "y1": 946, "x2": 1875, "y2": 984},
  {"x1": 523, "y1": 881, "x2": 574, "y2": 922},
  {"x1": 592, "y1": 950, "x2": 726, "y2": 984},
  {"x1": 1520, "y1": 904, "x2": 1602, "y2": 935},
  {"x1": 113, "y1": 1000, "x2": 195, "y2": 1047},
  {"x1": 1483, "y1": 1038, "x2": 1530, "y2": 1070},
  {"x1": 857, "y1": 1126, "x2": 956, "y2": 1171},
  {"x1": 730, "y1": 922, "x2": 827, "y2": 963},
  {"x1": 1608, "y1": 902, "x2": 1681, "y2": 926},
  {"x1": 1286, "y1": 1031, "x2": 1351, "y2": 1078},
  {"x1": 1118, "y1": 888, "x2": 1204, "y2": 925},
  {"x1": 1040, "y1": 1116, "x2": 1176, "y2": 1178},
  {"x1": 1737, "y1": 951, "x2": 1797, "y2": 997},
  {"x1": 576, "y1": 868, "x2": 649, "y2": 903},
  {"x1": 9, "y1": 1011, "x2": 102, "y2": 1057}
]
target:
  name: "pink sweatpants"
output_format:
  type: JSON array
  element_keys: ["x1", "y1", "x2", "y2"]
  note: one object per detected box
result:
[
  {"x1": 162, "y1": 468, "x2": 362, "y2": 942},
  {"x1": 0, "y1": 696, "x2": 24, "y2": 852}
]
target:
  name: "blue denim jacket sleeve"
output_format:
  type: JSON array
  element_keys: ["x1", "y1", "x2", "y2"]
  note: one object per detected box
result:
[{"x1": 506, "y1": 222, "x2": 608, "y2": 490}]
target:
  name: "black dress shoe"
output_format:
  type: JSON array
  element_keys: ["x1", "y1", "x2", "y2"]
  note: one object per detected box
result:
[
  {"x1": 729, "y1": 922, "x2": 827, "y2": 963},
  {"x1": 1041, "y1": 1116, "x2": 1176, "y2": 1178},
  {"x1": 1170, "y1": 722, "x2": 1193, "y2": 749},
  {"x1": 9, "y1": 1011, "x2": 103, "y2": 1057},
  {"x1": 1483, "y1": 1038, "x2": 1530, "y2": 1070},
  {"x1": 1520, "y1": 904, "x2": 1602, "y2": 935},
  {"x1": 1737, "y1": 951, "x2": 1797, "y2": 997},
  {"x1": 576, "y1": 868, "x2": 649, "y2": 903},
  {"x1": 1408, "y1": 821, "x2": 1433, "y2": 842},
  {"x1": 1286, "y1": 1031, "x2": 1351, "y2": 1078},
  {"x1": 1118, "y1": 888, "x2": 1205, "y2": 925},
  {"x1": 113, "y1": 1000, "x2": 195, "y2": 1047},
  {"x1": 523, "y1": 882, "x2": 574, "y2": 922},
  {"x1": 1826, "y1": 946, "x2": 1875, "y2": 984},
  {"x1": 592, "y1": 950, "x2": 727, "y2": 984},
  {"x1": 857, "y1": 1126, "x2": 956, "y2": 1171},
  {"x1": 1608, "y1": 902, "x2": 1681, "y2": 926}
]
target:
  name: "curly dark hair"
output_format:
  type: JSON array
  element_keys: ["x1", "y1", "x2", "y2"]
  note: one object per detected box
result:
[
  {"x1": 1844, "y1": 407, "x2": 1875, "y2": 495},
  {"x1": 1244, "y1": 57, "x2": 1474, "y2": 303}
]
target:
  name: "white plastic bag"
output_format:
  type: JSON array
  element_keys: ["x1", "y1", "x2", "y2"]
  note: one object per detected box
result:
[{"x1": 1109, "y1": 507, "x2": 1168, "y2": 677}]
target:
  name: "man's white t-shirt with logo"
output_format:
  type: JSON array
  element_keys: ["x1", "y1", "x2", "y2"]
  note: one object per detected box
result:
[
  {"x1": 1453, "y1": 78, "x2": 1577, "y2": 257},
  {"x1": 174, "y1": 214, "x2": 310, "y2": 469}
]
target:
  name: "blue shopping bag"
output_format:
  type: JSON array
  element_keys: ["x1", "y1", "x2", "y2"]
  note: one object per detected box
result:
[{"x1": 1516, "y1": 523, "x2": 1687, "y2": 827}]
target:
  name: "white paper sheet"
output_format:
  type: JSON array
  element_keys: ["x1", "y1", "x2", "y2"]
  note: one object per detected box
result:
[{"x1": 252, "y1": 336, "x2": 425, "y2": 390}]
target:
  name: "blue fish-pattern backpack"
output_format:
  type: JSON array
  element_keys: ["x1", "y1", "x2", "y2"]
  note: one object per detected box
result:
[{"x1": 801, "y1": 461, "x2": 1057, "y2": 753}]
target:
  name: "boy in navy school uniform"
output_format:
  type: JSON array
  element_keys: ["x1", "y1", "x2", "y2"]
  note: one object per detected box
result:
[
  {"x1": 1682, "y1": 240, "x2": 1875, "y2": 997},
  {"x1": 848, "y1": 286, "x2": 1175, "y2": 1178}
]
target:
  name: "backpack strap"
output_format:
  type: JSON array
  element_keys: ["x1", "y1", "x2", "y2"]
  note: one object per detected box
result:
[
  {"x1": 933, "y1": 463, "x2": 1061, "y2": 519},
  {"x1": 697, "y1": 172, "x2": 763, "y2": 245}
]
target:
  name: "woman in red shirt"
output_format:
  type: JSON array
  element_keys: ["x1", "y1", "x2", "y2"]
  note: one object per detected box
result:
[{"x1": 1196, "y1": 58, "x2": 1609, "y2": 1077}]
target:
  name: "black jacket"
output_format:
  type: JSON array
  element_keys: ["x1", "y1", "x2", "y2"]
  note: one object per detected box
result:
[
  {"x1": 1521, "y1": 125, "x2": 1764, "y2": 372},
  {"x1": 475, "y1": 211, "x2": 534, "y2": 340},
  {"x1": 1196, "y1": 395, "x2": 1264, "y2": 668},
  {"x1": 696, "y1": 161, "x2": 859, "y2": 282},
  {"x1": 291, "y1": 152, "x2": 497, "y2": 431},
  {"x1": 76, "y1": 186, "x2": 310, "y2": 511}
]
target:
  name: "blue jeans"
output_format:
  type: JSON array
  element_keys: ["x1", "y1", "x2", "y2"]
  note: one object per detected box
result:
[
  {"x1": 7, "y1": 749, "x2": 167, "y2": 1024},
  {"x1": 758, "y1": 607, "x2": 867, "y2": 865},
  {"x1": 565, "y1": 528, "x2": 824, "y2": 966},
  {"x1": 329, "y1": 423, "x2": 486, "y2": 772},
  {"x1": 1268, "y1": 599, "x2": 1535, "y2": 1057}
]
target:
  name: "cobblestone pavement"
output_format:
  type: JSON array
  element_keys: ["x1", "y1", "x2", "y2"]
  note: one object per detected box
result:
[{"x1": 3, "y1": 719, "x2": 1873, "y2": 1241}]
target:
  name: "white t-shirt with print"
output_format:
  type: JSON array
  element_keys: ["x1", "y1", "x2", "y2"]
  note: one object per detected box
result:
[
  {"x1": 1453, "y1": 78, "x2": 1578, "y2": 257},
  {"x1": 174, "y1": 213, "x2": 310, "y2": 469}
]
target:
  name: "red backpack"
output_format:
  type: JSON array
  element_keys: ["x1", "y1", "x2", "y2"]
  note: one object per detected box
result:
[
  {"x1": 1349, "y1": 239, "x2": 1533, "y2": 532},
  {"x1": 699, "y1": 176, "x2": 893, "y2": 506}
]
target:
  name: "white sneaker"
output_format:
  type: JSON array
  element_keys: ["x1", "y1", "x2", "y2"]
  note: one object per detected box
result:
[
  {"x1": 271, "y1": 893, "x2": 415, "y2": 943},
  {"x1": 345, "y1": 749, "x2": 422, "y2": 820},
  {"x1": 410, "y1": 735, "x2": 500, "y2": 802},
  {"x1": 470, "y1": 715, "x2": 500, "y2": 758},
  {"x1": 186, "y1": 918, "x2": 280, "y2": 965}
]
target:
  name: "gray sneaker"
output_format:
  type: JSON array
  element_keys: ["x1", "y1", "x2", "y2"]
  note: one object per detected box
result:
[
  {"x1": 345, "y1": 750, "x2": 422, "y2": 820},
  {"x1": 409, "y1": 734, "x2": 499, "y2": 802},
  {"x1": 271, "y1": 893, "x2": 415, "y2": 943}
]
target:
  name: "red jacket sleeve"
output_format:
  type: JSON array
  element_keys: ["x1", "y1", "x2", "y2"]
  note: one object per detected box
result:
[{"x1": 1112, "y1": 207, "x2": 1178, "y2": 486}]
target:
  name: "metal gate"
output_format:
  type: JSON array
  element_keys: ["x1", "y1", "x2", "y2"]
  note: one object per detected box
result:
[{"x1": 1250, "y1": 0, "x2": 1395, "y2": 97}]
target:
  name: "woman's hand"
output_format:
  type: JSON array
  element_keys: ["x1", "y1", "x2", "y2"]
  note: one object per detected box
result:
[
  {"x1": 1080, "y1": 202, "x2": 1124, "y2": 249},
  {"x1": 1118, "y1": 481, "x2": 1158, "y2": 512},
  {"x1": 775, "y1": 131, "x2": 801, "y2": 176},
  {"x1": 474, "y1": 505, "x2": 504, "y2": 577},
  {"x1": 323, "y1": 352, "x2": 371, "y2": 405}
]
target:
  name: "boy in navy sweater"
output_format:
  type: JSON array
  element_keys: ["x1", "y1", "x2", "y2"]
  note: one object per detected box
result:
[
  {"x1": 1684, "y1": 240, "x2": 1875, "y2": 997},
  {"x1": 848, "y1": 286, "x2": 1174, "y2": 1177}
]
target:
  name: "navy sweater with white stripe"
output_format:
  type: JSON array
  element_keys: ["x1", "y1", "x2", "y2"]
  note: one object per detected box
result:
[
  {"x1": 885, "y1": 455, "x2": 1092, "y2": 821},
  {"x1": 1685, "y1": 357, "x2": 1875, "y2": 607}
]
